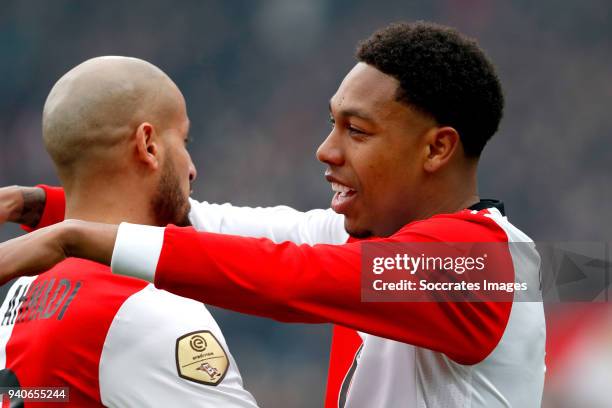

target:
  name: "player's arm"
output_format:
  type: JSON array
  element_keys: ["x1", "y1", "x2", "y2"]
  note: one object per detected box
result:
[
  {"x1": 111, "y1": 222, "x2": 512, "y2": 365},
  {"x1": 6, "y1": 185, "x2": 347, "y2": 245},
  {"x1": 98, "y1": 285, "x2": 258, "y2": 408},
  {"x1": 0, "y1": 219, "x2": 511, "y2": 365},
  {"x1": 189, "y1": 199, "x2": 347, "y2": 244}
]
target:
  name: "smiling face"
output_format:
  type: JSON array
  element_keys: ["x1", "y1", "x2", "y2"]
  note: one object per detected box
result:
[{"x1": 317, "y1": 62, "x2": 438, "y2": 238}]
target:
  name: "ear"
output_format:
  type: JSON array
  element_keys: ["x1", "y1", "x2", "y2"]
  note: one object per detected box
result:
[
  {"x1": 423, "y1": 126, "x2": 460, "y2": 173},
  {"x1": 134, "y1": 122, "x2": 160, "y2": 170}
]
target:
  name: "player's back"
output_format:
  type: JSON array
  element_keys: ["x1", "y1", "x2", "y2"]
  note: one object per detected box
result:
[{"x1": 0, "y1": 258, "x2": 257, "y2": 408}]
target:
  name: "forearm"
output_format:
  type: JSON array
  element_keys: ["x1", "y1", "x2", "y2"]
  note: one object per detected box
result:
[
  {"x1": 0, "y1": 219, "x2": 118, "y2": 285},
  {"x1": 20, "y1": 186, "x2": 47, "y2": 228},
  {"x1": 0, "y1": 186, "x2": 46, "y2": 227},
  {"x1": 61, "y1": 220, "x2": 118, "y2": 266}
]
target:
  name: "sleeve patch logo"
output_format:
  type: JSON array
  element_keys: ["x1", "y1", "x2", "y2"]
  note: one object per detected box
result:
[{"x1": 175, "y1": 330, "x2": 229, "y2": 386}]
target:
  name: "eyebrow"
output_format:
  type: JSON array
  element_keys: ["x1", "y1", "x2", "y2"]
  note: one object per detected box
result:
[{"x1": 328, "y1": 100, "x2": 375, "y2": 123}]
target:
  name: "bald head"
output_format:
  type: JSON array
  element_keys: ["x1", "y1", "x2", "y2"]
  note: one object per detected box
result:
[{"x1": 42, "y1": 56, "x2": 185, "y2": 174}]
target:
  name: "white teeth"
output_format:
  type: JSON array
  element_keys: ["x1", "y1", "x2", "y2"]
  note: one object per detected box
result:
[{"x1": 331, "y1": 182, "x2": 354, "y2": 196}]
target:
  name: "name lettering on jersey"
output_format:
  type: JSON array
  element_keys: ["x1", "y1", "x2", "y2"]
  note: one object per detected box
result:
[
  {"x1": 1, "y1": 278, "x2": 82, "y2": 326},
  {"x1": 1, "y1": 283, "x2": 31, "y2": 326},
  {"x1": 175, "y1": 330, "x2": 229, "y2": 386}
]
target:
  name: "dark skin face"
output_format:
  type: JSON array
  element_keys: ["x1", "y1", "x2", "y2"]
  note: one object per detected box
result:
[{"x1": 317, "y1": 62, "x2": 461, "y2": 238}]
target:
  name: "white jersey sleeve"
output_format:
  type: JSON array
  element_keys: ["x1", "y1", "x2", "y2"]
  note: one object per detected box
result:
[
  {"x1": 188, "y1": 199, "x2": 348, "y2": 245},
  {"x1": 99, "y1": 284, "x2": 258, "y2": 408}
]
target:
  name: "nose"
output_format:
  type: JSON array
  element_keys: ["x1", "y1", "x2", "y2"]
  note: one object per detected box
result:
[
  {"x1": 316, "y1": 130, "x2": 344, "y2": 166},
  {"x1": 188, "y1": 157, "x2": 197, "y2": 183}
]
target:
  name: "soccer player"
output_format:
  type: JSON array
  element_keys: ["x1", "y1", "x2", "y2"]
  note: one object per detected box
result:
[
  {"x1": 0, "y1": 57, "x2": 258, "y2": 407},
  {"x1": 0, "y1": 23, "x2": 546, "y2": 407}
]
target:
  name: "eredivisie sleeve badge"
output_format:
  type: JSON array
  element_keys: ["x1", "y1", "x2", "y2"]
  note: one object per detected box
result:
[{"x1": 175, "y1": 330, "x2": 229, "y2": 386}]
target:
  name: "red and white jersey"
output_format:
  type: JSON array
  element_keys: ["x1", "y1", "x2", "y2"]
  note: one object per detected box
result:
[
  {"x1": 0, "y1": 258, "x2": 258, "y2": 408},
  {"x1": 114, "y1": 200, "x2": 546, "y2": 408},
  {"x1": 28, "y1": 186, "x2": 546, "y2": 407}
]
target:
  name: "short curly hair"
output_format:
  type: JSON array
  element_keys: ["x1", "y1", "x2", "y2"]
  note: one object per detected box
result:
[{"x1": 356, "y1": 22, "x2": 504, "y2": 157}]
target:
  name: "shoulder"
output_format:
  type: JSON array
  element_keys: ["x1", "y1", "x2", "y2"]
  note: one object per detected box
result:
[
  {"x1": 99, "y1": 285, "x2": 257, "y2": 407},
  {"x1": 393, "y1": 208, "x2": 524, "y2": 243},
  {"x1": 107, "y1": 284, "x2": 220, "y2": 334}
]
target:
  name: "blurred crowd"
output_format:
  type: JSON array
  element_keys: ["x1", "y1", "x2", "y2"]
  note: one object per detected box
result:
[{"x1": 1, "y1": 1, "x2": 610, "y2": 406}]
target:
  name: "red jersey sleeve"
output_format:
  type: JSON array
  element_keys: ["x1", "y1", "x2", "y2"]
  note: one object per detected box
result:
[
  {"x1": 154, "y1": 210, "x2": 514, "y2": 365},
  {"x1": 20, "y1": 185, "x2": 65, "y2": 232}
]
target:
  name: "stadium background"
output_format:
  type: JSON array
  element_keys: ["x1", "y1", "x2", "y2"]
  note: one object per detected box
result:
[{"x1": 0, "y1": 1, "x2": 610, "y2": 406}]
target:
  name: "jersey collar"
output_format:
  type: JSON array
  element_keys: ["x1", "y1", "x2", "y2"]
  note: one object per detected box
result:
[{"x1": 468, "y1": 199, "x2": 505, "y2": 216}]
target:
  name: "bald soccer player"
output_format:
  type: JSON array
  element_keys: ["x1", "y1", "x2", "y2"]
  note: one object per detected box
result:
[{"x1": 0, "y1": 57, "x2": 258, "y2": 407}]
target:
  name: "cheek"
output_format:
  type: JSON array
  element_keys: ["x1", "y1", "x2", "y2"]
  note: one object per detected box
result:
[
  {"x1": 361, "y1": 152, "x2": 418, "y2": 209},
  {"x1": 350, "y1": 141, "x2": 389, "y2": 180},
  {"x1": 176, "y1": 150, "x2": 191, "y2": 175},
  {"x1": 359, "y1": 148, "x2": 403, "y2": 189}
]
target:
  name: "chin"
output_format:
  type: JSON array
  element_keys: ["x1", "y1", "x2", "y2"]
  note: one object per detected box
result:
[
  {"x1": 175, "y1": 204, "x2": 192, "y2": 227},
  {"x1": 344, "y1": 219, "x2": 373, "y2": 239},
  {"x1": 175, "y1": 217, "x2": 192, "y2": 227}
]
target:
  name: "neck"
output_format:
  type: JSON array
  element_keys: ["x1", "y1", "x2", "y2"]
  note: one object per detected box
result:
[
  {"x1": 416, "y1": 164, "x2": 480, "y2": 221},
  {"x1": 63, "y1": 178, "x2": 157, "y2": 226},
  {"x1": 415, "y1": 191, "x2": 480, "y2": 221},
  {"x1": 377, "y1": 166, "x2": 480, "y2": 237}
]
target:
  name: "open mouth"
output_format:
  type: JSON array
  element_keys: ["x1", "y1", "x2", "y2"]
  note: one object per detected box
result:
[{"x1": 331, "y1": 182, "x2": 357, "y2": 213}]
